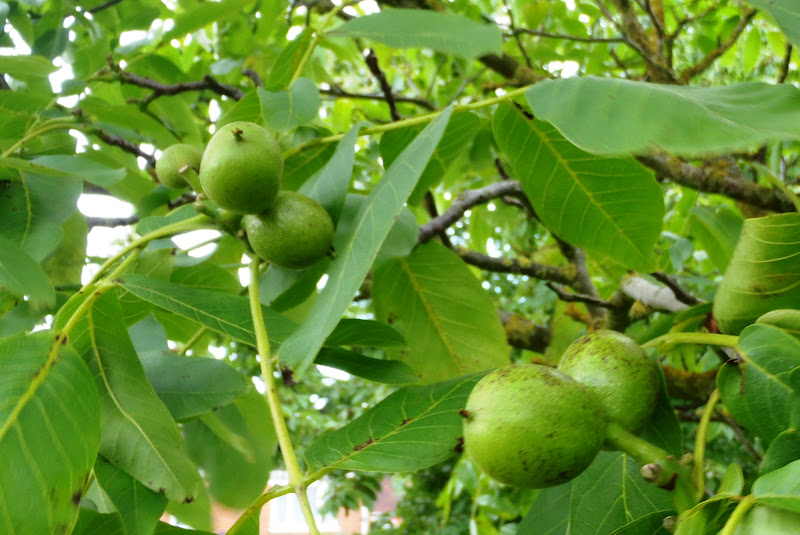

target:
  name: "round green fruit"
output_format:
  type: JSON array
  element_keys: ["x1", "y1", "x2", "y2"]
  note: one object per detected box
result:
[
  {"x1": 558, "y1": 330, "x2": 659, "y2": 434},
  {"x1": 199, "y1": 121, "x2": 283, "y2": 214},
  {"x1": 463, "y1": 364, "x2": 606, "y2": 489},
  {"x1": 156, "y1": 143, "x2": 202, "y2": 190},
  {"x1": 243, "y1": 191, "x2": 335, "y2": 270}
]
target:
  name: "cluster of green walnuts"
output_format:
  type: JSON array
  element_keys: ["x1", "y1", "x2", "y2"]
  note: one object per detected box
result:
[
  {"x1": 463, "y1": 330, "x2": 660, "y2": 489},
  {"x1": 156, "y1": 121, "x2": 334, "y2": 269}
]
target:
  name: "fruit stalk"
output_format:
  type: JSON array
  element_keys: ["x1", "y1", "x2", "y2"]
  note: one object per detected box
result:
[
  {"x1": 693, "y1": 389, "x2": 720, "y2": 500},
  {"x1": 641, "y1": 332, "x2": 738, "y2": 351},
  {"x1": 247, "y1": 259, "x2": 321, "y2": 535},
  {"x1": 604, "y1": 422, "x2": 695, "y2": 512}
]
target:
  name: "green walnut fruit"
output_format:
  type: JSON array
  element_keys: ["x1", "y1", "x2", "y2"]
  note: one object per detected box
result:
[
  {"x1": 243, "y1": 191, "x2": 335, "y2": 270},
  {"x1": 156, "y1": 143, "x2": 202, "y2": 190},
  {"x1": 463, "y1": 364, "x2": 606, "y2": 489},
  {"x1": 558, "y1": 330, "x2": 659, "y2": 435},
  {"x1": 199, "y1": 121, "x2": 283, "y2": 214}
]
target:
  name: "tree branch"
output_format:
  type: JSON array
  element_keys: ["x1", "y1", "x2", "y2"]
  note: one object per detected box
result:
[
  {"x1": 86, "y1": 216, "x2": 139, "y2": 228},
  {"x1": 650, "y1": 272, "x2": 702, "y2": 306},
  {"x1": 498, "y1": 310, "x2": 551, "y2": 352},
  {"x1": 620, "y1": 275, "x2": 690, "y2": 312},
  {"x1": 453, "y1": 246, "x2": 576, "y2": 285},
  {"x1": 513, "y1": 28, "x2": 624, "y2": 44},
  {"x1": 546, "y1": 282, "x2": 618, "y2": 309},
  {"x1": 93, "y1": 127, "x2": 157, "y2": 167},
  {"x1": 639, "y1": 151, "x2": 797, "y2": 213},
  {"x1": 680, "y1": 9, "x2": 757, "y2": 82},
  {"x1": 107, "y1": 60, "x2": 245, "y2": 101},
  {"x1": 87, "y1": 0, "x2": 124, "y2": 14},
  {"x1": 320, "y1": 86, "x2": 436, "y2": 110},
  {"x1": 418, "y1": 180, "x2": 524, "y2": 243},
  {"x1": 364, "y1": 49, "x2": 400, "y2": 121}
]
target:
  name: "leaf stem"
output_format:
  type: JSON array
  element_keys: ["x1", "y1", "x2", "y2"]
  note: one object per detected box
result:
[
  {"x1": 247, "y1": 259, "x2": 320, "y2": 535},
  {"x1": 290, "y1": 3, "x2": 346, "y2": 86},
  {"x1": 225, "y1": 485, "x2": 294, "y2": 535},
  {"x1": 718, "y1": 494, "x2": 756, "y2": 535},
  {"x1": 87, "y1": 214, "x2": 212, "y2": 286},
  {"x1": 283, "y1": 85, "x2": 531, "y2": 159},
  {"x1": 693, "y1": 389, "x2": 720, "y2": 500},
  {"x1": 641, "y1": 332, "x2": 739, "y2": 351}
]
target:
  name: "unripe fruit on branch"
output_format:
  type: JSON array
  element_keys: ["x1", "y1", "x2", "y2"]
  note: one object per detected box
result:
[
  {"x1": 243, "y1": 191, "x2": 335, "y2": 270},
  {"x1": 462, "y1": 364, "x2": 606, "y2": 489},
  {"x1": 200, "y1": 121, "x2": 283, "y2": 214},
  {"x1": 156, "y1": 144, "x2": 202, "y2": 190},
  {"x1": 558, "y1": 330, "x2": 659, "y2": 435}
]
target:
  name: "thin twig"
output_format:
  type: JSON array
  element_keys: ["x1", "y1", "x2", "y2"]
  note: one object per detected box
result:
[
  {"x1": 87, "y1": 0, "x2": 124, "y2": 14},
  {"x1": 503, "y1": 0, "x2": 533, "y2": 67},
  {"x1": 418, "y1": 181, "x2": 524, "y2": 243},
  {"x1": 108, "y1": 59, "x2": 245, "y2": 101},
  {"x1": 320, "y1": 86, "x2": 436, "y2": 110},
  {"x1": 650, "y1": 272, "x2": 701, "y2": 305},
  {"x1": 453, "y1": 246, "x2": 575, "y2": 285},
  {"x1": 546, "y1": 282, "x2": 617, "y2": 309},
  {"x1": 93, "y1": 127, "x2": 157, "y2": 166},
  {"x1": 779, "y1": 43, "x2": 793, "y2": 83},
  {"x1": 364, "y1": 49, "x2": 400, "y2": 121},
  {"x1": 680, "y1": 9, "x2": 757, "y2": 82},
  {"x1": 513, "y1": 28, "x2": 624, "y2": 43}
]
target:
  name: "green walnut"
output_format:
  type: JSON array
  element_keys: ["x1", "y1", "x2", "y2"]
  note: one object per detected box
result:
[
  {"x1": 156, "y1": 143, "x2": 202, "y2": 190},
  {"x1": 199, "y1": 121, "x2": 283, "y2": 214},
  {"x1": 558, "y1": 330, "x2": 659, "y2": 435},
  {"x1": 242, "y1": 191, "x2": 335, "y2": 270},
  {"x1": 463, "y1": 364, "x2": 606, "y2": 489}
]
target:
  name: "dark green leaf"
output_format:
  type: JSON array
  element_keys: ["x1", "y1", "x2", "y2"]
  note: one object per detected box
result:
[
  {"x1": 762, "y1": 429, "x2": 800, "y2": 475},
  {"x1": 279, "y1": 105, "x2": 454, "y2": 377},
  {"x1": 748, "y1": 1, "x2": 800, "y2": 48},
  {"x1": 31, "y1": 155, "x2": 126, "y2": 188},
  {"x1": 754, "y1": 459, "x2": 800, "y2": 513},
  {"x1": 717, "y1": 324, "x2": 800, "y2": 444},
  {"x1": 329, "y1": 9, "x2": 503, "y2": 59},
  {"x1": 94, "y1": 457, "x2": 168, "y2": 535},
  {"x1": 0, "y1": 233, "x2": 55, "y2": 310},
  {"x1": 316, "y1": 347, "x2": 419, "y2": 384},
  {"x1": 0, "y1": 332, "x2": 101, "y2": 535},
  {"x1": 64, "y1": 291, "x2": 202, "y2": 502},
  {"x1": 0, "y1": 54, "x2": 56, "y2": 79},
  {"x1": 517, "y1": 483, "x2": 571, "y2": 535},
  {"x1": 258, "y1": 77, "x2": 320, "y2": 131},
  {"x1": 492, "y1": 102, "x2": 663, "y2": 271},
  {"x1": 265, "y1": 28, "x2": 314, "y2": 91},
  {"x1": 374, "y1": 241, "x2": 510, "y2": 383},
  {"x1": 326, "y1": 318, "x2": 406, "y2": 348},
  {"x1": 526, "y1": 77, "x2": 800, "y2": 155},
  {"x1": 305, "y1": 373, "x2": 482, "y2": 472},
  {"x1": 687, "y1": 205, "x2": 743, "y2": 272},
  {"x1": 72, "y1": 509, "x2": 126, "y2": 535}
]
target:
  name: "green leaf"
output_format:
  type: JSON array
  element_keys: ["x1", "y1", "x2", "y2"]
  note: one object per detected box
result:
[
  {"x1": 154, "y1": 522, "x2": 217, "y2": 535},
  {"x1": 258, "y1": 77, "x2": 320, "y2": 131},
  {"x1": 283, "y1": 140, "x2": 336, "y2": 192},
  {"x1": 217, "y1": 90, "x2": 262, "y2": 128},
  {"x1": 265, "y1": 28, "x2": 314, "y2": 91},
  {"x1": 754, "y1": 459, "x2": 800, "y2": 513},
  {"x1": 161, "y1": 0, "x2": 254, "y2": 42},
  {"x1": 325, "y1": 318, "x2": 406, "y2": 348},
  {"x1": 0, "y1": 173, "x2": 82, "y2": 260},
  {"x1": 304, "y1": 373, "x2": 482, "y2": 472},
  {"x1": 733, "y1": 504, "x2": 800, "y2": 534},
  {"x1": 525, "y1": 77, "x2": 800, "y2": 155},
  {"x1": 757, "y1": 309, "x2": 800, "y2": 340},
  {"x1": 517, "y1": 483, "x2": 571, "y2": 535},
  {"x1": 279, "y1": 105, "x2": 454, "y2": 377},
  {"x1": 42, "y1": 211, "x2": 89, "y2": 288},
  {"x1": 329, "y1": 9, "x2": 503, "y2": 59},
  {"x1": 31, "y1": 155, "x2": 126, "y2": 188},
  {"x1": 316, "y1": 347, "x2": 419, "y2": 384},
  {"x1": 713, "y1": 213, "x2": 800, "y2": 334},
  {"x1": 72, "y1": 509, "x2": 126, "y2": 535},
  {"x1": 687, "y1": 205, "x2": 743, "y2": 272},
  {"x1": 64, "y1": 290, "x2": 202, "y2": 503},
  {"x1": 165, "y1": 483, "x2": 213, "y2": 531},
  {"x1": 94, "y1": 457, "x2": 168, "y2": 535},
  {"x1": 118, "y1": 274, "x2": 297, "y2": 348},
  {"x1": 184, "y1": 389, "x2": 276, "y2": 509},
  {"x1": 610, "y1": 512, "x2": 673, "y2": 535},
  {"x1": 0, "y1": 332, "x2": 101, "y2": 535},
  {"x1": 717, "y1": 324, "x2": 800, "y2": 444},
  {"x1": 0, "y1": 232, "x2": 55, "y2": 310},
  {"x1": 492, "y1": 102, "x2": 663, "y2": 272},
  {"x1": 374, "y1": 241, "x2": 510, "y2": 383},
  {"x1": 568, "y1": 451, "x2": 674, "y2": 535},
  {"x1": 379, "y1": 111, "x2": 481, "y2": 204},
  {"x1": 762, "y1": 429, "x2": 800, "y2": 474},
  {"x1": 140, "y1": 351, "x2": 251, "y2": 422},
  {"x1": 300, "y1": 122, "x2": 363, "y2": 225},
  {"x1": 0, "y1": 54, "x2": 56, "y2": 79},
  {"x1": 748, "y1": 1, "x2": 800, "y2": 48},
  {"x1": 0, "y1": 91, "x2": 51, "y2": 150}
]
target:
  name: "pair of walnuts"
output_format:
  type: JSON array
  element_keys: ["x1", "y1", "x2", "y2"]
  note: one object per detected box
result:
[
  {"x1": 463, "y1": 330, "x2": 661, "y2": 489},
  {"x1": 156, "y1": 121, "x2": 334, "y2": 270}
]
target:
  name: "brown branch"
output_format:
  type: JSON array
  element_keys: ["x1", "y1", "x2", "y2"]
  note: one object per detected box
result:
[
  {"x1": 502, "y1": 0, "x2": 532, "y2": 68},
  {"x1": 680, "y1": 9, "x2": 757, "y2": 82},
  {"x1": 779, "y1": 43, "x2": 793, "y2": 84},
  {"x1": 93, "y1": 127, "x2": 157, "y2": 167},
  {"x1": 454, "y1": 246, "x2": 576, "y2": 286},
  {"x1": 86, "y1": 216, "x2": 139, "y2": 228},
  {"x1": 556, "y1": 240, "x2": 607, "y2": 324},
  {"x1": 110, "y1": 61, "x2": 245, "y2": 101},
  {"x1": 498, "y1": 310, "x2": 551, "y2": 352},
  {"x1": 662, "y1": 366, "x2": 716, "y2": 403},
  {"x1": 513, "y1": 28, "x2": 625, "y2": 44},
  {"x1": 364, "y1": 49, "x2": 400, "y2": 121},
  {"x1": 87, "y1": 0, "x2": 124, "y2": 13},
  {"x1": 639, "y1": 151, "x2": 797, "y2": 213},
  {"x1": 320, "y1": 87, "x2": 436, "y2": 110},
  {"x1": 422, "y1": 191, "x2": 452, "y2": 247},
  {"x1": 650, "y1": 272, "x2": 701, "y2": 306},
  {"x1": 242, "y1": 68, "x2": 264, "y2": 88},
  {"x1": 665, "y1": 3, "x2": 719, "y2": 68},
  {"x1": 546, "y1": 282, "x2": 617, "y2": 309},
  {"x1": 418, "y1": 181, "x2": 524, "y2": 243}
]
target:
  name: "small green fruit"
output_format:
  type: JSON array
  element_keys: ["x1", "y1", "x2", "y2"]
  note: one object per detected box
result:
[
  {"x1": 200, "y1": 121, "x2": 283, "y2": 214},
  {"x1": 463, "y1": 364, "x2": 606, "y2": 489},
  {"x1": 243, "y1": 191, "x2": 334, "y2": 270},
  {"x1": 156, "y1": 143, "x2": 202, "y2": 190},
  {"x1": 558, "y1": 330, "x2": 659, "y2": 434}
]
